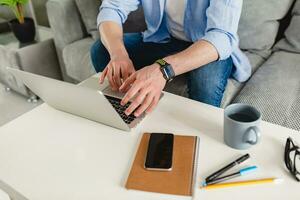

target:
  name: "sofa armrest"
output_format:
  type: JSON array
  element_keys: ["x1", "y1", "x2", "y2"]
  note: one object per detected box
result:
[
  {"x1": 46, "y1": 0, "x2": 85, "y2": 50},
  {"x1": 16, "y1": 39, "x2": 62, "y2": 81}
]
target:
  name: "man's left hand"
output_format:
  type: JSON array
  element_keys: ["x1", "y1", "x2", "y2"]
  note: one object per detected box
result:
[{"x1": 119, "y1": 63, "x2": 166, "y2": 117}]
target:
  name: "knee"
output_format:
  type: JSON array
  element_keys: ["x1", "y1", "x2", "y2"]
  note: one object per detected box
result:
[
  {"x1": 90, "y1": 40, "x2": 110, "y2": 73},
  {"x1": 188, "y1": 76, "x2": 224, "y2": 107},
  {"x1": 187, "y1": 60, "x2": 232, "y2": 107}
]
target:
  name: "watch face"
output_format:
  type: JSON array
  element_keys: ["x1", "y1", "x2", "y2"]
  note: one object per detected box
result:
[
  {"x1": 162, "y1": 68, "x2": 170, "y2": 81},
  {"x1": 164, "y1": 65, "x2": 175, "y2": 80}
]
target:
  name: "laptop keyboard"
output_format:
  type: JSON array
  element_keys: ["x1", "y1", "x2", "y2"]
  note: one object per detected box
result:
[{"x1": 105, "y1": 96, "x2": 136, "y2": 124}]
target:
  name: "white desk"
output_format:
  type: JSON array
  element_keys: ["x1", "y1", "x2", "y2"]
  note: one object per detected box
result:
[{"x1": 0, "y1": 75, "x2": 299, "y2": 200}]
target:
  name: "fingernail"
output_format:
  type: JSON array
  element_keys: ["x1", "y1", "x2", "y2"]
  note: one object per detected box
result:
[{"x1": 134, "y1": 112, "x2": 139, "y2": 117}]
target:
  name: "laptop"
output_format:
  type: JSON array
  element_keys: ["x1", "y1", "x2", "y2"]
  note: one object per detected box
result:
[{"x1": 7, "y1": 67, "x2": 148, "y2": 131}]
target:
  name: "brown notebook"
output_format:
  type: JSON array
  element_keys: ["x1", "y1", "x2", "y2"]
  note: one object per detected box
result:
[{"x1": 125, "y1": 133, "x2": 199, "y2": 196}]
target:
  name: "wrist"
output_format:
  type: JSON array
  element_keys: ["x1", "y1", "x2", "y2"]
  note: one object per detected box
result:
[
  {"x1": 110, "y1": 47, "x2": 129, "y2": 60},
  {"x1": 153, "y1": 63, "x2": 162, "y2": 75},
  {"x1": 153, "y1": 63, "x2": 166, "y2": 81},
  {"x1": 155, "y1": 59, "x2": 176, "y2": 83}
]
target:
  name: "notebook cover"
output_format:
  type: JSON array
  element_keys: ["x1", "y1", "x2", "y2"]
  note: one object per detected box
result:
[{"x1": 125, "y1": 133, "x2": 198, "y2": 196}]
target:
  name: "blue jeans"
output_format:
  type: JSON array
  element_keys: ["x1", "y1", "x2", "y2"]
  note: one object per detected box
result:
[{"x1": 90, "y1": 33, "x2": 233, "y2": 107}]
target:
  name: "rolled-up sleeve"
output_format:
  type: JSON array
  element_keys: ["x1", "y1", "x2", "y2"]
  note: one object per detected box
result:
[
  {"x1": 97, "y1": 0, "x2": 140, "y2": 28},
  {"x1": 201, "y1": 0, "x2": 243, "y2": 60}
]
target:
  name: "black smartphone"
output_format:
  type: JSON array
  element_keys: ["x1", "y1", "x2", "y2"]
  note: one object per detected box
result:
[{"x1": 144, "y1": 133, "x2": 174, "y2": 171}]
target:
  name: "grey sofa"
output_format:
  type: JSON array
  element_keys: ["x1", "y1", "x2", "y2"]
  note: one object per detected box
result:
[
  {"x1": 0, "y1": 1, "x2": 61, "y2": 99},
  {"x1": 47, "y1": 0, "x2": 300, "y2": 131}
]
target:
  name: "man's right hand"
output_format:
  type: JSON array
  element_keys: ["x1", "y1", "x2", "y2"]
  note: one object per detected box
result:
[
  {"x1": 99, "y1": 53, "x2": 135, "y2": 91},
  {"x1": 98, "y1": 22, "x2": 135, "y2": 91}
]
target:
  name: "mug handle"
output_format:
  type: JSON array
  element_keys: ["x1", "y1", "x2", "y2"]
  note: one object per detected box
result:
[{"x1": 243, "y1": 126, "x2": 261, "y2": 145}]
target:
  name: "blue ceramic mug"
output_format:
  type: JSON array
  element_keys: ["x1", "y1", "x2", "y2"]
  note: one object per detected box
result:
[{"x1": 224, "y1": 103, "x2": 261, "y2": 150}]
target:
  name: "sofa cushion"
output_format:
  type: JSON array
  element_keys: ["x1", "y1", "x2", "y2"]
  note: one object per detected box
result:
[
  {"x1": 221, "y1": 51, "x2": 266, "y2": 107},
  {"x1": 233, "y1": 51, "x2": 300, "y2": 131},
  {"x1": 63, "y1": 38, "x2": 96, "y2": 81},
  {"x1": 275, "y1": 0, "x2": 300, "y2": 53},
  {"x1": 238, "y1": 0, "x2": 294, "y2": 57},
  {"x1": 32, "y1": 0, "x2": 50, "y2": 27},
  {"x1": 75, "y1": 0, "x2": 102, "y2": 40}
]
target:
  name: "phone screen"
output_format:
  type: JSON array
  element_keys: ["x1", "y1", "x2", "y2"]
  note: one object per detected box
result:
[{"x1": 145, "y1": 133, "x2": 174, "y2": 170}]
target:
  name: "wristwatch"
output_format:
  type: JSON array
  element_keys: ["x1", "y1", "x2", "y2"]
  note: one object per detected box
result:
[{"x1": 155, "y1": 59, "x2": 175, "y2": 83}]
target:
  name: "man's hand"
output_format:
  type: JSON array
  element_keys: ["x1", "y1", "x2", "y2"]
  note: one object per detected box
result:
[
  {"x1": 119, "y1": 64, "x2": 166, "y2": 117},
  {"x1": 99, "y1": 53, "x2": 135, "y2": 91}
]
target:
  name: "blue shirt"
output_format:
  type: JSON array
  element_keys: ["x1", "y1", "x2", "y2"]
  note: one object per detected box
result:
[{"x1": 97, "y1": 0, "x2": 251, "y2": 82}]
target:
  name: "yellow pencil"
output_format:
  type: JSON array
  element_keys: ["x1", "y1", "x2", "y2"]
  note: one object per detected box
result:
[{"x1": 202, "y1": 178, "x2": 283, "y2": 190}]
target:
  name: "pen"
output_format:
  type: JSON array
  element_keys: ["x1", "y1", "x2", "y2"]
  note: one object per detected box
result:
[
  {"x1": 202, "y1": 178, "x2": 284, "y2": 190},
  {"x1": 203, "y1": 166, "x2": 257, "y2": 186},
  {"x1": 205, "y1": 153, "x2": 250, "y2": 182}
]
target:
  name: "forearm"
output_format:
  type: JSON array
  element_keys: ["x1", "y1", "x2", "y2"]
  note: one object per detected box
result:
[
  {"x1": 99, "y1": 22, "x2": 128, "y2": 59},
  {"x1": 164, "y1": 40, "x2": 219, "y2": 76}
]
